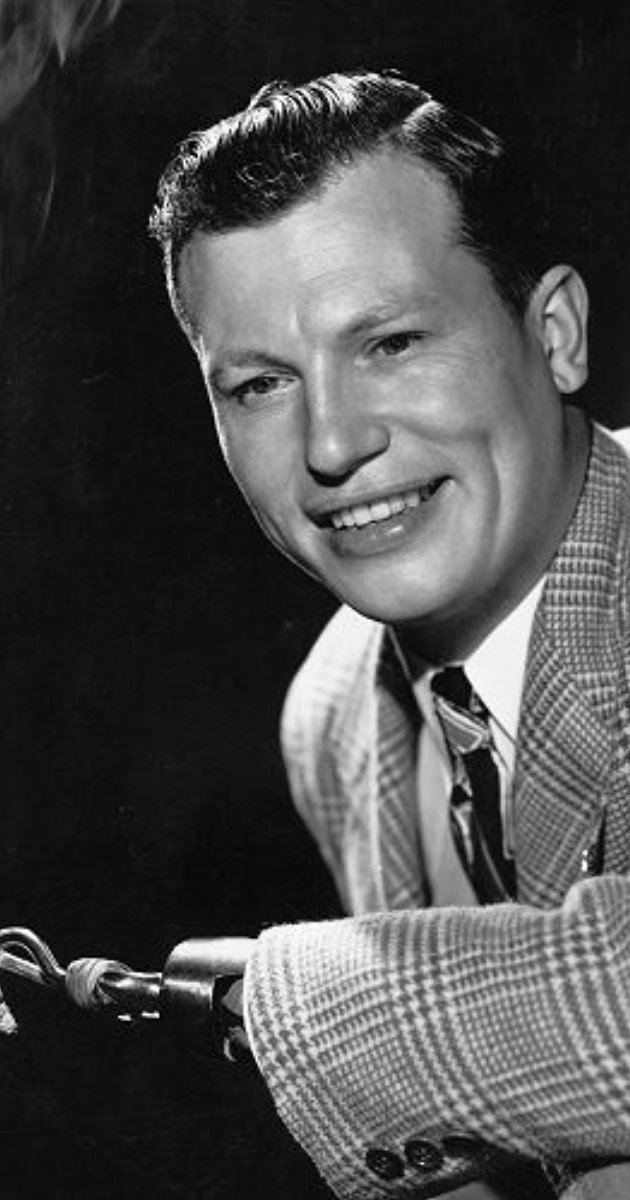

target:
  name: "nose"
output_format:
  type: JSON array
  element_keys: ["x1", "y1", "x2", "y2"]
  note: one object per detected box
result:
[{"x1": 304, "y1": 370, "x2": 390, "y2": 483}]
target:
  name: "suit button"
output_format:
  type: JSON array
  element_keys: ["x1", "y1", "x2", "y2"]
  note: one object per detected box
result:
[
  {"x1": 404, "y1": 1139, "x2": 444, "y2": 1172},
  {"x1": 365, "y1": 1148, "x2": 405, "y2": 1180},
  {"x1": 442, "y1": 1135, "x2": 484, "y2": 1158}
]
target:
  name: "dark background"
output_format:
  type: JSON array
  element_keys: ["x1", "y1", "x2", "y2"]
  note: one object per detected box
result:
[{"x1": 1, "y1": 1, "x2": 630, "y2": 1195}]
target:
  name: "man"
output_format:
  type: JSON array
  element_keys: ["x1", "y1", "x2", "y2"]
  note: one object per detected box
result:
[{"x1": 149, "y1": 72, "x2": 630, "y2": 1199}]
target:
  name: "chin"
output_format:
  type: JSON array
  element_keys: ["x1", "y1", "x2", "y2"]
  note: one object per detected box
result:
[
  {"x1": 337, "y1": 567, "x2": 479, "y2": 630},
  {"x1": 331, "y1": 587, "x2": 431, "y2": 626}
]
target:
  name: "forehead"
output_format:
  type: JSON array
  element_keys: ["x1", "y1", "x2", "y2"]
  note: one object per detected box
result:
[{"x1": 178, "y1": 150, "x2": 490, "y2": 340}]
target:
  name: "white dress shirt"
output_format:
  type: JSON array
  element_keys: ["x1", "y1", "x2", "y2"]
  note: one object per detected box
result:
[{"x1": 412, "y1": 577, "x2": 546, "y2": 906}]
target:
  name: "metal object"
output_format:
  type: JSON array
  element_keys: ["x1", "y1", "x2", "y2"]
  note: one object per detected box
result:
[
  {"x1": 0, "y1": 926, "x2": 66, "y2": 991},
  {"x1": 0, "y1": 928, "x2": 245, "y2": 1039}
]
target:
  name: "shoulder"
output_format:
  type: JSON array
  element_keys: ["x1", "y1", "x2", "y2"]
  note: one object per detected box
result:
[
  {"x1": 282, "y1": 605, "x2": 384, "y2": 747},
  {"x1": 596, "y1": 423, "x2": 630, "y2": 478},
  {"x1": 605, "y1": 425, "x2": 630, "y2": 458},
  {"x1": 595, "y1": 425, "x2": 630, "y2": 551},
  {"x1": 280, "y1": 607, "x2": 385, "y2": 881},
  {"x1": 589, "y1": 425, "x2": 630, "y2": 679}
]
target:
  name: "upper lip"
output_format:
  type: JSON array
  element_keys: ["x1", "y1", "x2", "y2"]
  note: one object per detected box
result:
[{"x1": 306, "y1": 477, "x2": 447, "y2": 527}]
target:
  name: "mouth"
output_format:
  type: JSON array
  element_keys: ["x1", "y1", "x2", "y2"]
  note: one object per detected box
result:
[{"x1": 318, "y1": 479, "x2": 446, "y2": 530}]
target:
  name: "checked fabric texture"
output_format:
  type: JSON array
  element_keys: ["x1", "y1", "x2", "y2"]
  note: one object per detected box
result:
[
  {"x1": 431, "y1": 665, "x2": 516, "y2": 903},
  {"x1": 262, "y1": 426, "x2": 630, "y2": 1197}
]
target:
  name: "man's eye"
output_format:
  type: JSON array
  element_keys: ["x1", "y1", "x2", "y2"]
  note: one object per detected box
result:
[
  {"x1": 373, "y1": 332, "x2": 424, "y2": 356},
  {"x1": 232, "y1": 375, "x2": 289, "y2": 404}
]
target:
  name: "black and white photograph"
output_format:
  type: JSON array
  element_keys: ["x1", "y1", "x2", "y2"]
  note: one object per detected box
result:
[{"x1": 2, "y1": 3, "x2": 630, "y2": 1198}]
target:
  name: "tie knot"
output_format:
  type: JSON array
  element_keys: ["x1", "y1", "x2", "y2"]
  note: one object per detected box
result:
[
  {"x1": 431, "y1": 666, "x2": 491, "y2": 754},
  {"x1": 431, "y1": 665, "x2": 473, "y2": 710}
]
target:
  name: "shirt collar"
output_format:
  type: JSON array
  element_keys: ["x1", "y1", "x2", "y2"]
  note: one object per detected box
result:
[
  {"x1": 464, "y1": 576, "x2": 546, "y2": 742},
  {"x1": 389, "y1": 575, "x2": 546, "y2": 743}
]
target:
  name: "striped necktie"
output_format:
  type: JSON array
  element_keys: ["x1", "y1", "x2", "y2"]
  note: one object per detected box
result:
[{"x1": 431, "y1": 666, "x2": 516, "y2": 903}]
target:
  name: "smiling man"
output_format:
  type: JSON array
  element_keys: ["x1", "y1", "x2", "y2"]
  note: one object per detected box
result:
[{"x1": 150, "y1": 73, "x2": 630, "y2": 1200}]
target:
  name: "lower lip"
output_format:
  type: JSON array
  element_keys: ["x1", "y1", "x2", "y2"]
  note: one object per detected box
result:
[{"x1": 327, "y1": 481, "x2": 450, "y2": 558}]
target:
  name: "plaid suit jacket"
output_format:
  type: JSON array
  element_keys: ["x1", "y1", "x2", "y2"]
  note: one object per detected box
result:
[{"x1": 245, "y1": 424, "x2": 630, "y2": 1199}]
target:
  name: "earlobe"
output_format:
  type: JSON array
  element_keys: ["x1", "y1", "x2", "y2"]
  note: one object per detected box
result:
[{"x1": 530, "y1": 264, "x2": 589, "y2": 395}]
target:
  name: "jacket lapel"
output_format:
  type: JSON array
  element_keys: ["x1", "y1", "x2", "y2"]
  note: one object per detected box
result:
[
  {"x1": 331, "y1": 619, "x2": 427, "y2": 914},
  {"x1": 514, "y1": 427, "x2": 628, "y2": 906},
  {"x1": 514, "y1": 638, "x2": 612, "y2": 905},
  {"x1": 373, "y1": 630, "x2": 429, "y2": 910}
]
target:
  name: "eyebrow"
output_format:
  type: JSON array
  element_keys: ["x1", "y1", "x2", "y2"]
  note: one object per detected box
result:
[
  {"x1": 340, "y1": 294, "x2": 439, "y2": 338},
  {"x1": 207, "y1": 292, "x2": 440, "y2": 388}
]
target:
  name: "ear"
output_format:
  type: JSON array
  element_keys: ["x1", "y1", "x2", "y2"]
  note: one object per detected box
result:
[{"x1": 527, "y1": 264, "x2": 589, "y2": 394}]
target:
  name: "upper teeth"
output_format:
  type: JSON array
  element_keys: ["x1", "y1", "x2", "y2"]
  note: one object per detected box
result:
[{"x1": 330, "y1": 484, "x2": 436, "y2": 530}]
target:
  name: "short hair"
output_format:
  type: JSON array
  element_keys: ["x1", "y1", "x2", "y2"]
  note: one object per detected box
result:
[{"x1": 149, "y1": 69, "x2": 554, "y2": 332}]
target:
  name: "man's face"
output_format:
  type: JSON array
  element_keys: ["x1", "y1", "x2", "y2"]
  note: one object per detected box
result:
[{"x1": 179, "y1": 151, "x2": 585, "y2": 648}]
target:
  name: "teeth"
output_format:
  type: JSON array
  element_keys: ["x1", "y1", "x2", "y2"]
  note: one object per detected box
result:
[
  {"x1": 371, "y1": 500, "x2": 395, "y2": 520},
  {"x1": 330, "y1": 483, "x2": 440, "y2": 530},
  {"x1": 353, "y1": 504, "x2": 372, "y2": 527}
]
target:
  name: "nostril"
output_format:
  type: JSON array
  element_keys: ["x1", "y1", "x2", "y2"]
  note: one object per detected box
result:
[
  {"x1": 307, "y1": 461, "x2": 357, "y2": 488},
  {"x1": 304, "y1": 381, "x2": 390, "y2": 458}
]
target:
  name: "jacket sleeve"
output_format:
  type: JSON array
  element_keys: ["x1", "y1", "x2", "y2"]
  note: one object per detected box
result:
[{"x1": 244, "y1": 874, "x2": 630, "y2": 1198}]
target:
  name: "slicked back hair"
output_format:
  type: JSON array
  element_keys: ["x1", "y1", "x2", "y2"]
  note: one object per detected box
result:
[{"x1": 149, "y1": 70, "x2": 553, "y2": 334}]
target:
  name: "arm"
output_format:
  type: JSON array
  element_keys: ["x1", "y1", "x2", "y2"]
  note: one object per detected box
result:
[{"x1": 244, "y1": 875, "x2": 630, "y2": 1198}]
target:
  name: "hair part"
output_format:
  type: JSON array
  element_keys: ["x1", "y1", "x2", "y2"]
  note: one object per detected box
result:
[{"x1": 149, "y1": 70, "x2": 552, "y2": 333}]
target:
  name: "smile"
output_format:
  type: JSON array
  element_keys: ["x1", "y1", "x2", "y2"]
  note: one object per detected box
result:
[{"x1": 329, "y1": 481, "x2": 443, "y2": 530}]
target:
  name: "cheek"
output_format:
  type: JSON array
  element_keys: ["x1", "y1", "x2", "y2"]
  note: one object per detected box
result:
[
  {"x1": 213, "y1": 401, "x2": 300, "y2": 494},
  {"x1": 218, "y1": 424, "x2": 297, "y2": 538},
  {"x1": 212, "y1": 412, "x2": 267, "y2": 495},
  {"x1": 391, "y1": 351, "x2": 507, "y2": 442},
  {"x1": 228, "y1": 452, "x2": 275, "y2": 513}
]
